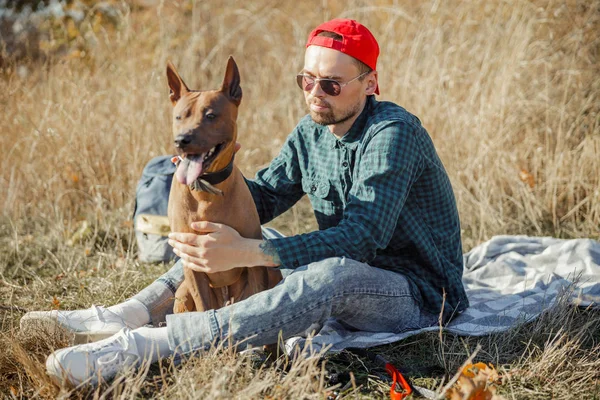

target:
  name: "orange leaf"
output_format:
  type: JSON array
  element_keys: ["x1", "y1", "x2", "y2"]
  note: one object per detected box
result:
[
  {"x1": 462, "y1": 362, "x2": 489, "y2": 378},
  {"x1": 519, "y1": 169, "x2": 535, "y2": 188},
  {"x1": 52, "y1": 296, "x2": 61, "y2": 310},
  {"x1": 448, "y1": 363, "x2": 505, "y2": 400}
]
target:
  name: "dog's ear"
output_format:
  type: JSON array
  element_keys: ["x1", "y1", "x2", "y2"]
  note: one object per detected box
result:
[
  {"x1": 221, "y1": 56, "x2": 242, "y2": 106},
  {"x1": 166, "y1": 61, "x2": 190, "y2": 105}
]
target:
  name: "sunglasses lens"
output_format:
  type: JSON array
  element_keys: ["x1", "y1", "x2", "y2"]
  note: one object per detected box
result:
[
  {"x1": 319, "y1": 80, "x2": 341, "y2": 96},
  {"x1": 296, "y1": 75, "x2": 341, "y2": 96},
  {"x1": 297, "y1": 75, "x2": 315, "y2": 91}
]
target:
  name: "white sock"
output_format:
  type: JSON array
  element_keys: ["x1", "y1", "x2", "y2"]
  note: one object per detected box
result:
[
  {"x1": 131, "y1": 326, "x2": 172, "y2": 363},
  {"x1": 107, "y1": 299, "x2": 151, "y2": 329}
]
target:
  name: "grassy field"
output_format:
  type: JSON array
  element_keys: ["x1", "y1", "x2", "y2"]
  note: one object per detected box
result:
[{"x1": 1, "y1": 0, "x2": 599, "y2": 398}]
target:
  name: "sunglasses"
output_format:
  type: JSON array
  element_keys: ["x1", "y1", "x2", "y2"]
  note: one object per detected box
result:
[{"x1": 296, "y1": 71, "x2": 370, "y2": 96}]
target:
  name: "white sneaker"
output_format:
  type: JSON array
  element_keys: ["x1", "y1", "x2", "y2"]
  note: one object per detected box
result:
[
  {"x1": 20, "y1": 305, "x2": 129, "y2": 344},
  {"x1": 46, "y1": 328, "x2": 141, "y2": 386}
]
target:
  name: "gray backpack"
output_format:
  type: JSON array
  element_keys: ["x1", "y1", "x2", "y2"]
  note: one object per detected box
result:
[{"x1": 134, "y1": 156, "x2": 178, "y2": 263}]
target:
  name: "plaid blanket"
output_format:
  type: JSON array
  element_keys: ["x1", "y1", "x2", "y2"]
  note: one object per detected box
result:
[{"x1": 285, "y1": 235, "x2": 600, "y2": 352}]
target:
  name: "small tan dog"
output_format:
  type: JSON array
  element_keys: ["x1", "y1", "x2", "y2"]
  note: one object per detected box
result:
[{"x1": 166, "y1": 57, "x2": 282, "y2": 313}]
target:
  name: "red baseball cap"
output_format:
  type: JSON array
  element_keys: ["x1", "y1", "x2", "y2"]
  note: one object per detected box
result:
[{"x1": 306, "y1": 19, "x2": 380, "y2": 94}]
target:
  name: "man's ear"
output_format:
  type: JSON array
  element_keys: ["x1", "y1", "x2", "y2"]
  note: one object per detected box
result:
[
  {"x1": 221, "y1": 56, "x2": 242, "y2": 106},
  {"x1": 365, "y1": 71, "x2": 378, "y2": 95},
  {"x1": 166, "y1": 61, "x2": 190, "y2": 105}
]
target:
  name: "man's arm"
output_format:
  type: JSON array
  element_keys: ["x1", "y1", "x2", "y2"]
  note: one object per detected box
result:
[
  {"x1": 258, "y1": 240, "x2": 282, "y2": 265},
  {"x1": 267, "y1": 121, "x2": 425, "y2": 269},
  {"x1": 168, "y1": 222, "x2": 281, "y2": 273}
]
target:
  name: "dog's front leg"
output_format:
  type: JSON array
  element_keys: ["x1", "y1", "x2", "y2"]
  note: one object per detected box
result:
[
  {"x1": 186, "y1": 267, "x2": 220, "y2": 312},
  {"x1": 173, "y1": 277, "x2": 196, "y2": 313},
  {"x1": 173, "y1": 265, "x2": 215, "y2": 313}
]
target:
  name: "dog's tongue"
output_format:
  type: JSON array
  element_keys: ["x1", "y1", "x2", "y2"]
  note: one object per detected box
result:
[{"x1": 175, "y1": 154, "x2": 205, "y2": 185}]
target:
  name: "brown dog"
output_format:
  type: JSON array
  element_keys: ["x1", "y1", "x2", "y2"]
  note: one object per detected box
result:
[{"x1": 166, "y1": 57, "x2": 282, "y2": 313}]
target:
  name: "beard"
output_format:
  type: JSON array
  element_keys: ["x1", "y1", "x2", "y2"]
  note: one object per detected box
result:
[{"x1": 309, "y1": 100, "x2": 362, "y2": 126}]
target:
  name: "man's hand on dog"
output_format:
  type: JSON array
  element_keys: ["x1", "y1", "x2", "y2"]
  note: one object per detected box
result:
[{"x1": 168, "y1": 221, "x2": 280, "y2": 273}]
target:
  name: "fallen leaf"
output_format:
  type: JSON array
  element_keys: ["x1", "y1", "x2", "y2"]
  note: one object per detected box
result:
[
  {"x1": 519, "y1": 169, "x2": 535, "y2": 188},
  {"x1": 447, "y1": 363, "x2": 505, "y2": 400},
  {"x1": 52, "y1": 296, "x2": 60, "y2": 310},
  {"x1": 462, "y1": 362, "x2": 490, "y2": 378}
]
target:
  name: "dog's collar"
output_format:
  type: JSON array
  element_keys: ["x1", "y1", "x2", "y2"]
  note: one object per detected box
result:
[
  {"x1": 193, "y1": 155, "x2": 235, "y2": 195},
  {"x1": 172, "y1": 155, "x2": 235, "y2": 196}
]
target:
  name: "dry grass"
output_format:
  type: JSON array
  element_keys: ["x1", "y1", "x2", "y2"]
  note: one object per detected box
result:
[{"x1": 0, "y1": 0, "x2": 599, "y2": 398}]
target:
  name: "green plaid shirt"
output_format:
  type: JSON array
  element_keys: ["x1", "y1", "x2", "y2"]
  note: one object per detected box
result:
[{"x1": 245, "y1": 96, "x2": 468, "y2": 318}]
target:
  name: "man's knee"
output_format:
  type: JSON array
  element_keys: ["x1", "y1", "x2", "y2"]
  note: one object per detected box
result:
[{"x1": 293, "y1": 257, "x2": 368, "y2": 287}]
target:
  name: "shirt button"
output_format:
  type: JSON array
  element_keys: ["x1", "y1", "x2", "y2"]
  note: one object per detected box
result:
[
  {"x1": 310, "y1": 185, "x2": 317, "y2": 192},
  {"x1": 342, "y1": 161, "x2": 348, "y2": 168}
]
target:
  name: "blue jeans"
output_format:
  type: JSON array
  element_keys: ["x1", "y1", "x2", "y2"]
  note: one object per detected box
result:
[{"x1": 133, "y1": 228, "x2": 438, "y2": 354}]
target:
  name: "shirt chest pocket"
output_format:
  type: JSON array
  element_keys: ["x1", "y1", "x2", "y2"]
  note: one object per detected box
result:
[
  {"x1": 302, "y1": 177, "x2": 330, "y2": 199},
  {"x1": 301, "y1": 177, "x2": 342, "y2": 225}
]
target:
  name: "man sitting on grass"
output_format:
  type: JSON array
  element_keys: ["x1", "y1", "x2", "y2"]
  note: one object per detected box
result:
[{"x1": 21, "y1": 18, "x2": 468, "y2": 385}]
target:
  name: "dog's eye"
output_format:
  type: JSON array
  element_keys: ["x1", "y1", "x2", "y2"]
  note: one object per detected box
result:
[{"x1": 206, "y1": 113, "x2": 216, "y2": 120}]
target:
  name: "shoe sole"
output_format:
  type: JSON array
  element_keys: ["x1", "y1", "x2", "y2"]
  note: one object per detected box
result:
[{"x1": 20, "y1": 315, "x2": 119, "y2": 345}]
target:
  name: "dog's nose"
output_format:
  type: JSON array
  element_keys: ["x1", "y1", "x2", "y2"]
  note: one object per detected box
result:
[{"x1": 174, "y1": 134, "x2": 192, "y2": 149}]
